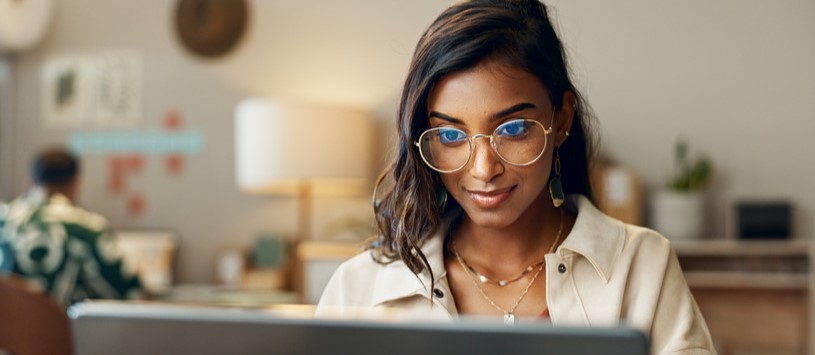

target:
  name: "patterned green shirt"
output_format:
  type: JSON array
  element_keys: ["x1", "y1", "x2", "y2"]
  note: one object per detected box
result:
[{"x1": 0, "y1": 188, "x2": 141, "y2": 307}]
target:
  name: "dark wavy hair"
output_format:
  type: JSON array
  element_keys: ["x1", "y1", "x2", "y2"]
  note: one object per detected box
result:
[
  {"x1": 371, "y1": 0, "x2": 597, "y2": 285},
  {"x1": 32, "y1": 148, "x2": 80, "y2": 187}
]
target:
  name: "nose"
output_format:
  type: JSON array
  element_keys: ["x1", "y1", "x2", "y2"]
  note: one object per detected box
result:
[{"x1": 468, "y1": 136, "x2": 504, "y2": 182}]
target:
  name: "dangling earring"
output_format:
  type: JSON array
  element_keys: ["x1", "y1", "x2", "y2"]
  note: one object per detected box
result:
[
  {"x1": 436, "y1": 186, "x2": 448, "y2": 212},
  {"x1": 549, "y1": 147, "x2": 565, "y2": 207}
]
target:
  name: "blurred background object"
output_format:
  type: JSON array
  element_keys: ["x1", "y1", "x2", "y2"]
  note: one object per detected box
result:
[
  {"x1": 234, "y1": 98, "x2": 374, "y2": 298},
  {"x1": 215, "y1": 247, "x2": 245, "y2": 289},
  {"x1": 736, "y1": 201, "x2": 793, "y2": 240},
  {"x1": 0, "y1": 274, "x2": 73, "y2": 355},
  {"x1": 0, "y1": 0, "x2": 54, "y2": 54},
  {"x1": 174, "y1": 0, "x2": 248, "y2": 58},
  {"x1": 592, "y1": 159, "x2": 642, "y2": 226},
  {"x1": 234, "y1": 98, "x2": 373, "y2": 240},
  {"x1": 295, "y1": 240, "x2": 362, "y2": 305},
  {"x1": 114, "y1": 229, "x2": 179, "y2": 294},
  {"x1": 650, "y1": 139, "x2": 714, "y2": 241}
]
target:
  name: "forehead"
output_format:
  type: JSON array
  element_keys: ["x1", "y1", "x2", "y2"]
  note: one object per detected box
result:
[{"x1": 427, "y1": 61, "x2": 551, "y2": 121}]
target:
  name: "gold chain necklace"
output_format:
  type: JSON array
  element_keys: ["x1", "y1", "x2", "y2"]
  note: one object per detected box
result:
[
  {"x1": 451, "y1": 251, "x2": 545, "y2": 287},
  {"x1": 452, "y1": 208, "x2": 564, "y2": 325}
]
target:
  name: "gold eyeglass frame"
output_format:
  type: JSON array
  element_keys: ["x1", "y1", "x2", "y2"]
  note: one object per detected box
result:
[{"x1": 414, "y1": 109, "x2": 556, "y2": 174}]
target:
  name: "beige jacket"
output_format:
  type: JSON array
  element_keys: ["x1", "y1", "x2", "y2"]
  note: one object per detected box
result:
[{"x1": 317, "y1": 195, "x2": 716, "y2": 354}]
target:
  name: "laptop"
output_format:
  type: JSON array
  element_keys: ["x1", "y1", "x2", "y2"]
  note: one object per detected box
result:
[
  {"x1": 68, "y1": 301, "x2": 649, "y2": 355},
  {"x1": 113, "y1": 228, "x2": 180, "y2": 294}
]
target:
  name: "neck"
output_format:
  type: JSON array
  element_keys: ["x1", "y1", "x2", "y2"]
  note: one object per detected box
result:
[
  {"x1": 41, "y1": 185, "x2": 75, "y2": 204},
  {"x1": 453, "y1": 194, "x2": 563, "y2": 269}
]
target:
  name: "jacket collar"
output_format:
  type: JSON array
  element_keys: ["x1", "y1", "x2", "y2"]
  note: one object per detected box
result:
[
  {"x1": 557, "y1": 195, "x2": 626, "y2": 284},
  {"x1": 370, "y1": 194, "x2": 625, "y2": 305}
]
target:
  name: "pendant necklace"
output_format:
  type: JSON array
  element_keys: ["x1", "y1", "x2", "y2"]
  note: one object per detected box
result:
[{"x1": 452, "y1": 208, "x2": 564, "y2": 325}]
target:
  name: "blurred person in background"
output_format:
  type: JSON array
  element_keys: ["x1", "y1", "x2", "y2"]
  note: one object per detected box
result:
[
  {"x1": 0, "y1": 147, "x2": 141, "y2": 307},
  {"x1": 317, "y1": 1, "x2": 715, "y2": 354}
]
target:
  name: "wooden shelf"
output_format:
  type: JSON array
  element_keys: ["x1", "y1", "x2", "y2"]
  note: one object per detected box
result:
[
  {"x1": 672, "y1": 239, "x2": 814, "y2": 353},
  {"x1": 684, "y1": 271, "x2": 809, "y2": 290},
  {"x1": 673, "y1": 239, "x2": 811, "y2": 257}
]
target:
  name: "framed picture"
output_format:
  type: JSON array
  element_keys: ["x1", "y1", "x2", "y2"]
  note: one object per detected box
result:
[
  {"x1": 90, "y1": 51, "x2": 142, "y2": 127},
  {"x1": 41, "y1": 51, "x2": 142, "y2": 128},
  {"x1": 41, "y1": 55, "x2": 89, "y2": 127}
]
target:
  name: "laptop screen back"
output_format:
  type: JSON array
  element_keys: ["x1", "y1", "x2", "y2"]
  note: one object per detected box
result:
[{"x1": 69, "y1": 302, "x2": 649, "y2": 355}]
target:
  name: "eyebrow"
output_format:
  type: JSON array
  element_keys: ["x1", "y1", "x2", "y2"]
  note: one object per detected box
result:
[
  {"x1": 427, "y1": 111, "x2": 463, "y2": 124},
  {"x1": 492, "y1": 103, "x2": 537, "y2": 119},
  {"x1": 428, "y1": 102, "x2": 538, "y2": 124}
]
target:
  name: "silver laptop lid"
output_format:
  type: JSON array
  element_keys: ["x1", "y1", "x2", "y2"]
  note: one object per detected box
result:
[{"x1": 69, "y1": 302, "x2": 649, "y2": 355}]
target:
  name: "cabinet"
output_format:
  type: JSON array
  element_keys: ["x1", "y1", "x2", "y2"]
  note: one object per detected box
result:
[{"x1": 674, "y1": 240, "x2": 813, "y2": 355}]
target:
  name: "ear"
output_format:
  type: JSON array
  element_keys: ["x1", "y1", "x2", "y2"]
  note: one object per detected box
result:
[{"x1": 554, "y1": 90, "x2": 577, "y2": 147}]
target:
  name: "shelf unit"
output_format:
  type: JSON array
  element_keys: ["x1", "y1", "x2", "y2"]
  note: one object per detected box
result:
[{"x1": 673, "y1": 240, "x2": 814, "y2": 355}]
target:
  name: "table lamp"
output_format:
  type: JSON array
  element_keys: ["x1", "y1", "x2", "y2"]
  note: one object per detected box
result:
[{"x1": 234, "y1": 98, "x2": 373, "y2": 240}]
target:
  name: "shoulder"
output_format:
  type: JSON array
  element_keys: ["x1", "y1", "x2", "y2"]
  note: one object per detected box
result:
[
  {"x1": 614, "y1": 223, "x2": 681, "y2": 291},
  {"x1": 611, "y1": 218, "x2": 676, "y2": 274},
  {"x1": 41, "y1": 196, "x2": 109, "y2": 233},
  {"x1": 622, "y1": 224, "x2": 673, "y2": 256}
]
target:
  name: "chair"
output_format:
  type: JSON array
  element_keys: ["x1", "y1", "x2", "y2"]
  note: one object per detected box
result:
[{"x1": 0, "y1": 275, "x2": 73, "y2": 355}]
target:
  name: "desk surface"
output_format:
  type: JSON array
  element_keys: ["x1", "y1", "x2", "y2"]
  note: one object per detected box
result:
[{"x1": 154, "y1": 284, "x2": 300, "y2": 308}]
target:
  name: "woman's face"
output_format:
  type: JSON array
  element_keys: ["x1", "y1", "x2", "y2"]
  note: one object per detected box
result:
[{"x1": 425, "y1": 60, "x2": 569, "y2": 229}]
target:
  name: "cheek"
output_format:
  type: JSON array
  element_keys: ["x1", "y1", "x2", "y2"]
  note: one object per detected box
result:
[
  {"x1": 538, "y1": 142, "x2": 555, "y2": 175},
  {"x1": 438, "y1": 173, "x2": 459, "y2": 194},
  {"x1": 522, "y1": 153, "x2": 555, "y2": 189},
  {"x1": 539, "y1": 156, "x2": 555, "y2": 179}
]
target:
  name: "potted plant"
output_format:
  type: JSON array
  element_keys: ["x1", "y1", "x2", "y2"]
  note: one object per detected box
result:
[{"x1": 651, "y1": 139, "x2": 714, "y2": 240}]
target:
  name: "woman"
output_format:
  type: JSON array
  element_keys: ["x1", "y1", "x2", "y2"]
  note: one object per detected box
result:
[{"x1": 317, "y1": 0, "x2": 715, "y2": 353}]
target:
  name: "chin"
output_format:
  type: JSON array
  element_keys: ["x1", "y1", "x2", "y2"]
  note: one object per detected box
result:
[{"x1": 461, "y1": 208, "x2": 521, "y2": 229}]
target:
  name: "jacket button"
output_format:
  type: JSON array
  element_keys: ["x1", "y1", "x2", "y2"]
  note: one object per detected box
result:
[
  {"x1": 558, "y1": 264, "x2": 567, "y2": 273},
  {"x1": 433, "y1": 288, "x2": 444, "y2": 298}
]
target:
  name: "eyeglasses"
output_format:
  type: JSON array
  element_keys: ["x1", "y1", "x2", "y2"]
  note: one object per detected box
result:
[{"x1": 414, "y1": 111, "x2": 555, "y2": 173}]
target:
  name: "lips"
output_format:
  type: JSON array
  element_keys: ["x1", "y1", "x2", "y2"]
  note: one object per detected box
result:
[{"x1": 466, "y1": 186, "x2": 515, "y2": 209}]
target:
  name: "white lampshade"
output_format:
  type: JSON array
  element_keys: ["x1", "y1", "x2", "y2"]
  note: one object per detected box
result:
[{"x1": 235, "y1": 98, "x2": 373, "y2": 196}]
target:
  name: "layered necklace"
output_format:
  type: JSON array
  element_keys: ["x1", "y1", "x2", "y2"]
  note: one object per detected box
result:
[{"x1": 451, "y1": 208, "x2": 564, "y2": 325}]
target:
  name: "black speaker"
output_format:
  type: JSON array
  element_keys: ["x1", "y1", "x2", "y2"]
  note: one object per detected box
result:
[{"x1": 737, "y1": 201, "x2": 792, "y2": 239}]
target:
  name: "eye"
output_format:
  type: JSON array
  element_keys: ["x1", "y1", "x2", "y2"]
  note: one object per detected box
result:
[
  {"x1": 496, "y1": 120, "x2": 528, "y2": 137},
  {"x1": 438, "y1": 128, "x2": 467, "y2": 144}
]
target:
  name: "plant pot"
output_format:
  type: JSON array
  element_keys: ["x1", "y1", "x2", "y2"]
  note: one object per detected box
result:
[{"x1": 650, "y1": 190, "x2": 705, "y2": 240}]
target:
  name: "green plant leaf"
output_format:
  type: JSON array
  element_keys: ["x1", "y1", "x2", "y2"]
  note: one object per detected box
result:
[{"x1": 667, "y1": 140, "x2": 713, "y2": 191}]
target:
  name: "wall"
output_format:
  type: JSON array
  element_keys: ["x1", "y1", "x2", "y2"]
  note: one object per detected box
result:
[{"x1": 2, "y1": 0, "x2": 813, "y2": 283}]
